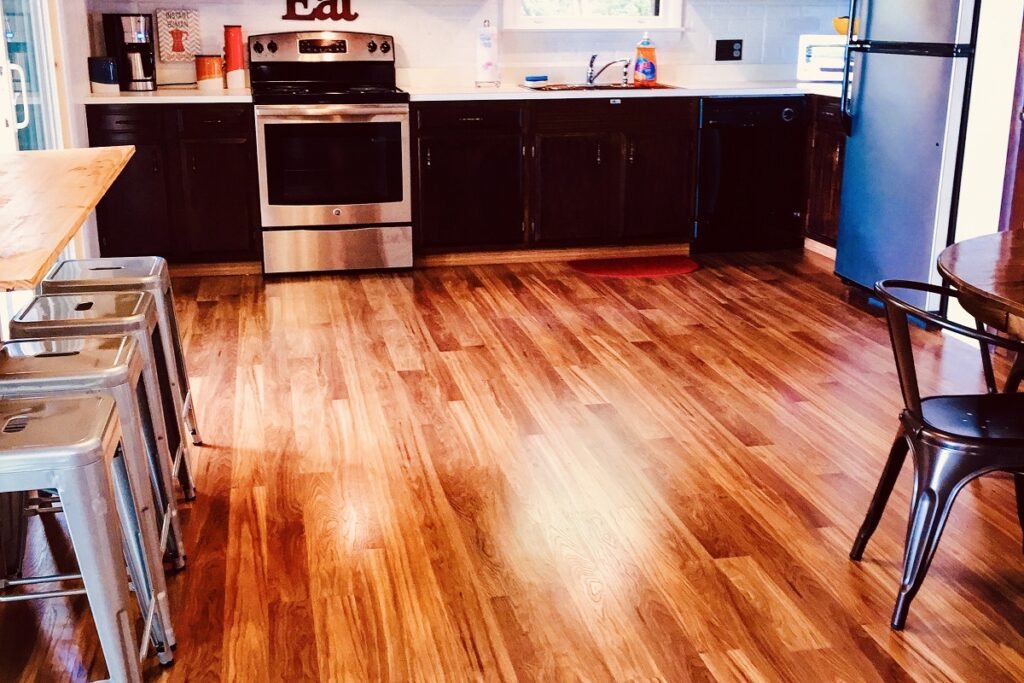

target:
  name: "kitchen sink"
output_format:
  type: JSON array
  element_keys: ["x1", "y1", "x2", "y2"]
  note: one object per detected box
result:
[{"x1": 525, "y1": 83, "x2": 680, "y2": 92}]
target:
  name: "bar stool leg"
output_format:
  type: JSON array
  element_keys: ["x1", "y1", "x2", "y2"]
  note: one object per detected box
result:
[
  {"x1": 185, "y1": 394, "x2": 203, "y2": 446},
  {"x1": 60, "y1": 460, "x2": 144, "y2": 683},
  {"x1": 116, "y1": 382, "x2": 186, "y2": 572}
]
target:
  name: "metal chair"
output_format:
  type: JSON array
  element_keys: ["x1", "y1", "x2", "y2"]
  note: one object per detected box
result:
[
  {"x1": 850, "y1": 279, "x2": 1024, "y2": 630},
  {"x1": 0, "y1": 335, "x2": 188, "y2": 576},
  {"x1": 0, "y1": 395, "x2": 168, "y2": 681},
  {"x1": 8, "y1": 292, "x2": 197, "y2": 502},
  {"x1": 42, "y1": 257, "x2": 204, "y2": 446}
]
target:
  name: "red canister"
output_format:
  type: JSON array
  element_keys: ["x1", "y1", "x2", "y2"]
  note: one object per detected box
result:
[{"x1": 224, "y1": 25, "x2": 245, "y2": 89}]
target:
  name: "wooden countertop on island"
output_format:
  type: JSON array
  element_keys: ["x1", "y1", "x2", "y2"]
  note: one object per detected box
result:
[{"x1": 0, "y1": 146, "x2": 133, "y2": 291}]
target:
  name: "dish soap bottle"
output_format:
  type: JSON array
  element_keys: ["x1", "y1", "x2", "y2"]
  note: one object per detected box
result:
[{"x1": 634, "y1": 32, "x2": 658, "y2": 87}]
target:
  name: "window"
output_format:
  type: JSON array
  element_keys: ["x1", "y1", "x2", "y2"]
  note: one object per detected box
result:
[{"x1": 504, "y1": 0, "x2": 683, "y2": 30}]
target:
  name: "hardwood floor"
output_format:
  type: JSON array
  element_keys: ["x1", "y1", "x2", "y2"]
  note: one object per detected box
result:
[{"x1": 3, "y1": 251, "x2": 1024, "y2": 681}]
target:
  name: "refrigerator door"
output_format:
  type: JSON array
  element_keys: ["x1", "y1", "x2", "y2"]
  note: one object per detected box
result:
[
  {"x1": 857, "y1": 0, "x2": 975, "y2": 45},
  {"x1": 836, "y1": 49, "x2": 968, "y2": 309}
]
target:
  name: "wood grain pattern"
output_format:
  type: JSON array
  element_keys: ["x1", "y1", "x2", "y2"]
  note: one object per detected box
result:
[
  {"x1": 2, "y1": 251, "x2": 1023, "y2": 681},
  {"x1": 0, "y1": 147, "x2": 133, "y2": 291},
  {"x1": 938, "y1": 231, "x2": 1024, "y2": 321}
]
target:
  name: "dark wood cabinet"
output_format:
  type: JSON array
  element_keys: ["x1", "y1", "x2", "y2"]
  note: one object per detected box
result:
[
  {"x1": 804, "y1": 95, "x2": 846, "y2": 246},
  {"x1": 87, "y1": 103, "x2": 260, "y2": 263},
  {"x1": 531, "y1": 131, "x2": 617, "y2": 245},
  {"x1": 529, "y1": 97, "x2": 697, "y2": 247},
  {"x1": 87, "y1": 106, "x2": 173, "y2": 259},
  {"x1": 622, "y1": 128, "x2": 693, "y2": 242},
  {"x1": 174, "y1": 105, "x2": 260, "y2": 261},
  {"x1": 415, "y1": 103, "x2": 525, "y2": 249}
]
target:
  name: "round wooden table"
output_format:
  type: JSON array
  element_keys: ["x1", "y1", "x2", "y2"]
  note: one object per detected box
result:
[
  {"x1": 938, "y1": 231, "x2": 1024, "y2": 321},
  {"x1": 938, "y1": 231, "x2": 1024, "y2": 392}
]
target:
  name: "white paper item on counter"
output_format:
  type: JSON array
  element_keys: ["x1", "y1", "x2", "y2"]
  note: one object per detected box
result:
[{"x1": 475, "y1": 20, "x2": 500, "y2": 86}]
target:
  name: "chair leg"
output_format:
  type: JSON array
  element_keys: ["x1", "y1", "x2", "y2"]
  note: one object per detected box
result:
[
  {"x1": 977, "y1": 322, "x2": 998, "y2": 394},
  {"x1": 891, "y1": 445, "x2": 974, "y2": 631},
  {"x1": 1006, "y1": 353, "x2": 1024, "y2": 394},
  {"x1": 851, "y1": 430, "x2": 910, "y2": 561}
]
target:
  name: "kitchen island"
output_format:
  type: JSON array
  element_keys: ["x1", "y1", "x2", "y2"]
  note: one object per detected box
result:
[{"x1": 0, "y1": 146, "x2": 133, "y2": 291}]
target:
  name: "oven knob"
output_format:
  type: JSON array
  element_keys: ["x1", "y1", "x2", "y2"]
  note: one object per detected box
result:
[
  {"x1": 367, "y1": 40, "x2": 378, "y2": 53},
  {"x1": 253, "y1": 41, "x2": 264, "y2": 54},
  {"x1": 333, "y1": 208, "x2": 342, "y2": 217},
  {"x1": 380, "y1": 41, "x2": 392, "y2": 54},
  {"x1": 268, "y1": 40, "x2": 279, "y2": 54}
]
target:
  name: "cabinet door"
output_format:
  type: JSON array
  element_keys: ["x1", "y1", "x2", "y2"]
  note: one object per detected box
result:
[
  {"x1": 531, "y1": 132, "x2": 617, "y2": 245},
  {"x1": 805, "y1": 126, "x2": 845, "y2": 246},
  {"x1": 179, "y1": 139, "x2": 259, "y2": 260},
  {"x1": 622, "y1": 129, "x2": 694, "y2": 242},
  {"x1": 95, "y1": 142, "x2": 174, "y2": 258},
  {"x1": 419, "y1": 131, "x2": 524, "y2": 249}
]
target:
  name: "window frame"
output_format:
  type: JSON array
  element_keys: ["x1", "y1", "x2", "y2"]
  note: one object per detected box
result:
[{"x1": 502, "y1": 0, "x2": 684, "y2": 32}]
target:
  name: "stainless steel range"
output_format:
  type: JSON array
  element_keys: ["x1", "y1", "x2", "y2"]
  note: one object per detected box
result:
[{"x1": 249, "y1": 31, "x2": 412, "y2": 274}]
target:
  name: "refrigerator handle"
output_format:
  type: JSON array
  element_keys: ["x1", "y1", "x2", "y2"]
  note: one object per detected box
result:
[{"x1": 839, "y1": 0, "x2": 859, "y2": 135}]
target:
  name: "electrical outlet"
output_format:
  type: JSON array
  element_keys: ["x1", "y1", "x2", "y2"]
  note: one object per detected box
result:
[{"x1": 715, "y1": 39, "x2": 743, "y2": 61}]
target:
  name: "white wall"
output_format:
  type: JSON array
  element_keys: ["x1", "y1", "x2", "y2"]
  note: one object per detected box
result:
[{"x1": 83, "y1": 0, "x2": 846, "y2": 85}]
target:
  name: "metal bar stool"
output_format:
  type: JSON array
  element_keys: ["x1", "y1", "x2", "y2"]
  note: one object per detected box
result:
[
  {"x1": 8, "y1": 292, "x2": 197, "y2": 502},
  {"x1": 42, "y1": 257, "x2": 204, "y2": 446},
  {"x1": 0, "y1": 335, "x2": 188, "y2": 578},
  {"x1": 0, "y1": 395, "x2": 169, "y2": 681}
]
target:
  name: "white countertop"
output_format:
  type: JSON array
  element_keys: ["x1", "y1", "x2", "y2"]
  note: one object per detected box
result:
[
  {"x1": 406, "y1": 80, "x2": 841, "y2": 101},
  {"x1": 84, "y1": 87, "x2": 254, "y2": 105},
  {"x1": 82, "y1": 81, "x2": 840, "y2": 106}
]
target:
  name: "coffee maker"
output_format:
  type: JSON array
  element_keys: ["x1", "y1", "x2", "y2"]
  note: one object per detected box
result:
[{"x1": 102, "y1": 14, "x2": 157, "y2": 92}]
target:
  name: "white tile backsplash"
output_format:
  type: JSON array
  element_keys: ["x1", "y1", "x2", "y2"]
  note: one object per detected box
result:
[{"x1": 86, "y1": 0, "x2": 846, "y2": 84}]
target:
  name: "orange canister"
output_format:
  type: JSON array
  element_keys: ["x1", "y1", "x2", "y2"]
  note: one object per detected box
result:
[{"x1": 195, "y1": 54, "x2": 224, "y2": 91}]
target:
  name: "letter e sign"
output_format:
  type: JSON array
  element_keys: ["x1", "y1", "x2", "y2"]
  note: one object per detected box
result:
[{"x1": 283, "y1": 0, "x2": 359, "y2": 21}]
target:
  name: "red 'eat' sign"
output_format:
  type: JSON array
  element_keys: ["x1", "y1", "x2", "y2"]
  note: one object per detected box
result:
[{"x1": 283, "y1": 0, "x2": 358, "y2": 21}]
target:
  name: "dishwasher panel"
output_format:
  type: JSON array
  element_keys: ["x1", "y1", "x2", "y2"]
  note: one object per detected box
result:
[{"x1": 694, "y1": 97, "x2": 808, "y2": 254}]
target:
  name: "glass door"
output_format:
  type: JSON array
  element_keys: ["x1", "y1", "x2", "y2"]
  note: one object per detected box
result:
[{"x1": 2, "y1": 0, "x2": 60, "y2": 150}]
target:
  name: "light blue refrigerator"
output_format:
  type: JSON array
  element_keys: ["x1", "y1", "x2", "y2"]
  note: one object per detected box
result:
[{"x1": 835, "y1": 0, "x2": 979, "y2": 310}]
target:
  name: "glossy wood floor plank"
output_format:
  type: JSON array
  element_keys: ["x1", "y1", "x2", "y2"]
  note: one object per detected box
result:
[{"x1": 4, "y1": 251, "x2": 1024, "y2": 681}]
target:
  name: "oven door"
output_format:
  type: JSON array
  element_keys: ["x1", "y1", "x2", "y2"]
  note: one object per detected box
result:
[{"x1": 255, "y1": 103, "x2": 411, "y2": 228}]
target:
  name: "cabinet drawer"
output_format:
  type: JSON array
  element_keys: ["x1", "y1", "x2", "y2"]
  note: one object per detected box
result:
[
  {"x1": 87, "y1": 105, "x2": 163, "y2": 144},
  {"x1": 416, "y1": 103, "x2": 523, "y2": 132},
  {"x1": 533, "y1": 97, "x2": 694, "y2": 130},
  {"x1": 178, "y1": 105, "x2": 254, "y2": 139}
]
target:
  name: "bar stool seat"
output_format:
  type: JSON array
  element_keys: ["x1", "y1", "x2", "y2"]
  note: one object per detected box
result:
[
  {"x1": 42, "y1": 257, "x2": 204, "y2": 446},
  {"x1": 8, "y1": 292, "x2": 196, "y2": 502},
  {"x1": 0, "y1": 335, "x2": 188, "y2": 569},
  {"x1": 0, "y1": 395, "x2": 159, "y2": 681}
]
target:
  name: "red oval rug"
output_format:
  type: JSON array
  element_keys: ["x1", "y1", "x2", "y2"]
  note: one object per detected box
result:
[{"x1": 568, "y1": 255, "x2": 700, "y2": 279}]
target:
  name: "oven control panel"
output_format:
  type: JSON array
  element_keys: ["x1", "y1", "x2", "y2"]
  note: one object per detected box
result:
[{"x1": 250, "y1": 31, "x2": 395, "y2": 63}]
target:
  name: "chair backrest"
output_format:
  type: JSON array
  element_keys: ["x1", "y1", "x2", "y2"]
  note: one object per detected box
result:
[{"x1": 875, "y1": 280, "x2": 1024, "y2": 420}]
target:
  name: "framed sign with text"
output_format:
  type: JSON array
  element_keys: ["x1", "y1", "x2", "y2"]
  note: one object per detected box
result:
[{"x1": 283, "y1": 0, "x2": 358, "y2": 21}]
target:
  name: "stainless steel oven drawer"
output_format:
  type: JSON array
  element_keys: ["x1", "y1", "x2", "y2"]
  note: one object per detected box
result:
[{"x1": 262, "y1": 226, "x2": 412, "y2": 274}]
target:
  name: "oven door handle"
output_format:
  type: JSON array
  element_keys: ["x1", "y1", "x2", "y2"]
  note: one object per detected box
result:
[{"x1": 255, "y1": 104, "x2": 410, "y2": 119}]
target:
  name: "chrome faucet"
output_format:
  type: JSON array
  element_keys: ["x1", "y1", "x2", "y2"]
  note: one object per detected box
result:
[{"x1": 587, "y1": 54, "x2": 631, "y2": 86}]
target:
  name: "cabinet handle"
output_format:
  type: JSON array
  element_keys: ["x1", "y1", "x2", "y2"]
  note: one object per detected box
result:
[
  {"x1": 628, "y1": 142, "x2": 636, "y2": 165},
  {"x1": 191, "y1": 153, "x2": 197, "y2": 172},
  {"x1": 458, "y1": 116, "x2": 484, "y2": 123},
  {"x1": 152, "y1": 150, "x2": 160, "y2": 173},
  {"x1": 426, "y1": 147, "x2": 432, "y2": 167},
  {"x1": 202, "y1": 119, "x2": 224, "y2": 125},
  {"x1": 596, "y1": 143, "x2": 602, "y2": 166}
]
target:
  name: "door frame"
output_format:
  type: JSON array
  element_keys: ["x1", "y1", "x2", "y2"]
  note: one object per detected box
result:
[{"x1": 1000, "y1": 24, "x2": 1024, "y2": 231}]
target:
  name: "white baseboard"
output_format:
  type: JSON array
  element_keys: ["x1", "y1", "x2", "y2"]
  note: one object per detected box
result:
[{"x1": 804, "y1": 238, "x2": 837, "y2": 261}]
